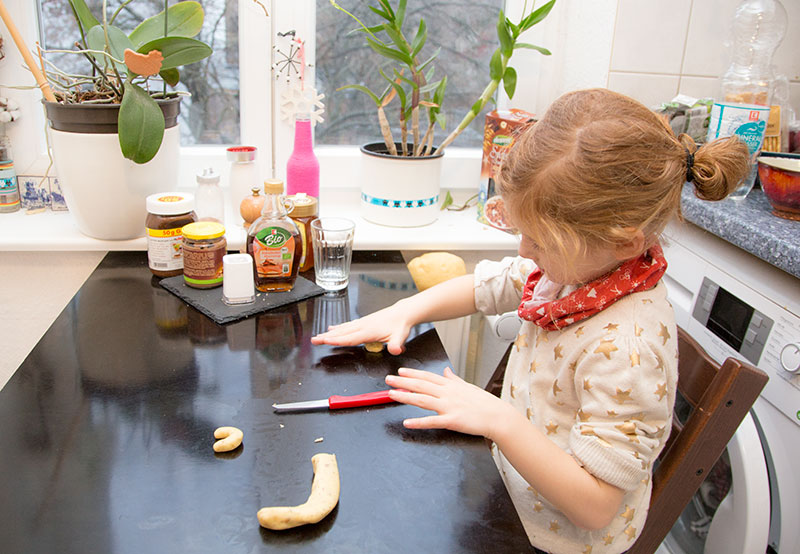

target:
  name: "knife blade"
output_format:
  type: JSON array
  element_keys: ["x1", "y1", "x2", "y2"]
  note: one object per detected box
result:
[{"x1": 272, "y1": 389, "x2": 397, "y2": 412}]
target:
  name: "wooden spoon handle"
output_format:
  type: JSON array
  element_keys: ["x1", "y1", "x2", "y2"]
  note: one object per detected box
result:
[{"x1": 0, "y1": 1, "x2": 57, "y2": 101}]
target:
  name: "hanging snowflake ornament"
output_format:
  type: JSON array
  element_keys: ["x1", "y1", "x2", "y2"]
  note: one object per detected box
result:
[
  {"x1": 280, "y1": 83, "x2": 325, "y2": 124},
  {"x1": 272, "y1": 30, "x2": 313, "y2": 84}
]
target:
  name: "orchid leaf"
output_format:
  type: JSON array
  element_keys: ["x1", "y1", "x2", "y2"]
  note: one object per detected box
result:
[
  {"x1": 366, "y1": 36, "x2": 413, "y2": 65},
  {"x1": 137, "y1": 36, "x2": 212, "y2": 69},
  {"x1": 68, "y1": 0, "x2": 100, "y2": 41},
  {"x1": 119, "y1": 82, "x2": 165, "y2": 164},
  {"x1": 410, "y1": 19, "x2": 427, "y2": 57},
  {"x1": 338, "y1": 84, "x2": 381, "y2": 106},
  {"x1": 129, "y1": 1, "x2": 205, "y2": 49},
  {"x1": 86, "y1": 24, "x2": 132, "y2": 73},
  {"x1": 160, "y1": 67, "x2": 180, "y2": 86}
]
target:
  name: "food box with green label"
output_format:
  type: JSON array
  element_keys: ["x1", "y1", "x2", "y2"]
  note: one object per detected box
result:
[{"x1": 477, "y1": 109, "x2": 536, "y2": 233}]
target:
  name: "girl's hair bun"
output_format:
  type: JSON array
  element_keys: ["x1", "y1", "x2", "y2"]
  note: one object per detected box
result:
[{"x1": 681, "y1": 133, "x2": 750, "y2": 201}]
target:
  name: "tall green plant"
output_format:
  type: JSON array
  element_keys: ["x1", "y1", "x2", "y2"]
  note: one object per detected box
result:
[
  {"x1": 44, "y1": 0, "x2": 213, "y2": 163},
  {"x1": 331, "y1": 0, "x2": 556, "y2": 156}
]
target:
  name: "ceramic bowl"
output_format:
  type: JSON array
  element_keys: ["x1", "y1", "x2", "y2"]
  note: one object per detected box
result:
[{"x1": 757, "y1": 156, "x2": 800, "y2": 221}]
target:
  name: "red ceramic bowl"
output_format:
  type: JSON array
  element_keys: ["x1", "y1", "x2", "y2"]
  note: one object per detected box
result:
[{"x1": 757, "y1": 156, "x2": 800, "y2": 221}]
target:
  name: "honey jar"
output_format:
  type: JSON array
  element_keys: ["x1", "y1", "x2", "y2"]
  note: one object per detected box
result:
[{"x1": 287, "y1": 193, "x2": 318, "y2": 272}]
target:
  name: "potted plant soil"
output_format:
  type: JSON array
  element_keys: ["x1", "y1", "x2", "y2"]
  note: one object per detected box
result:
[
  {"x1": 40, "y1": 0, "x2": 212, "y2": 240},
  {"x1": 331, "y1": 0, "x2": 555, "y2": 227}
]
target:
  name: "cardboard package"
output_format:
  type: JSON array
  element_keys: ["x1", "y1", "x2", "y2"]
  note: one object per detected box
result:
[{"x1": 477, "y1": 109, "x2": 536, "y2": 233}]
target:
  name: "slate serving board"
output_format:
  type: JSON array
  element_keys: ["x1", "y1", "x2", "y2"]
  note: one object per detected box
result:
[{"x1": 159, "y1": 274, "x2": 326, "y2": 324}]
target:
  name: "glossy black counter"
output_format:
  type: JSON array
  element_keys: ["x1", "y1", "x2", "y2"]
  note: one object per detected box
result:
[{"x1": 0, "y1": 251, "x2": 531, "y2": 553}]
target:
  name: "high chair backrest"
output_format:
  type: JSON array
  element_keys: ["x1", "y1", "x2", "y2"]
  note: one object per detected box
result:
[
  {"x1": 627, "y1": 327, "x2": 767, "y2": 553},
  {"x1": 484, "y1": 327, "x2": 768, "y2": 553}
]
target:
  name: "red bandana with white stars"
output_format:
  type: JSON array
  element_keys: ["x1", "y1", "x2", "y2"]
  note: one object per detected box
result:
[{"x1": 518, "y1": 244, "x2": 667, "y2": 331}]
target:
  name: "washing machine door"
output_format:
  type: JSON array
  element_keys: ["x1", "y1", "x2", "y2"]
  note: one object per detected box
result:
[{"x1": 660, "y1": 412, "x2": 770, "y2": 554}]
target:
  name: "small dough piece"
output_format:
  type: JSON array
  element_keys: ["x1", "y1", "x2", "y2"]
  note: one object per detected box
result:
[
  {"x1": 364, "y1": 341, "x2": 385, "y2": 353},
  {"x1": 407, "y1": 252, "x2": 466, "y2": 291},
  {"x1": 213, "y1": 426, "x2": 243, "y2": 452},
  {"x1": 257, "y1": 453, "x2": 340, "y2": 530}
]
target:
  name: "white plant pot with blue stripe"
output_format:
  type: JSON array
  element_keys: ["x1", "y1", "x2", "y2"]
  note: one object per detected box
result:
[{"x1": 360, "y1": 142, "x2": 443, "y2": 227}]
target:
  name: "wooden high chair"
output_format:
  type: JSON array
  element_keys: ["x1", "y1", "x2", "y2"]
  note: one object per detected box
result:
[{"x1": 485, "y1": 326, "x2": 768, "y2": 553}]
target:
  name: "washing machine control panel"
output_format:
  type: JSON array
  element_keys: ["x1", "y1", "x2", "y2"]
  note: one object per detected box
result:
[{"x1": 686, "y1": 274, "x2": 800, "y2": 428}]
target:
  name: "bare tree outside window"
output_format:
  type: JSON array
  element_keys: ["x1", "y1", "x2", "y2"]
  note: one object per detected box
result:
[
  {"x1": 315, "y1": 0, "x2": 503, "y2": 148},
  {"x1": 38, "y1": 0, "x2": 240, "y2": 145}
]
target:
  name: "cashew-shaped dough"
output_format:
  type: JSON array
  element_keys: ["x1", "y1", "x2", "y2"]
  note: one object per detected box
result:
[
  {"x1": 364, "y1": 341, "x2": 385, "y2": 353},
  {"x1": 257, "y1": 453, "x2": 340, "y2": 530},
  {"x1": 213, "y1": 426, "x2": 243, "y2": 452}
]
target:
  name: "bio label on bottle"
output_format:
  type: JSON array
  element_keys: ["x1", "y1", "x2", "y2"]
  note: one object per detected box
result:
[{"x1": 252, "y1": 226, "x2": 295, "y2": 278}]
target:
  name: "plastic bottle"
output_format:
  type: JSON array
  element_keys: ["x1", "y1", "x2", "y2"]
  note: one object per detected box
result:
[
  {"x1": 195, "y1": 167, "x2": 225, "y2": 223},
  {"x1": 246, "y1": 179, "x2": 301, "y2": 292},
  {"x1": 286, "y1": 114, "x2": 320, "y2": 198},
  {"x1": 707, "y1": 0, "x2": 787, "y2": 201},
  {"x1": 227, "y1": 146, "x2": 259, "y2": 225},
  {"x1": 0, "y1": 133, "x2": 20, "y2": 213}
]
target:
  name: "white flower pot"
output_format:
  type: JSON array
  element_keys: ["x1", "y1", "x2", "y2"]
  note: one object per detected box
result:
[{"x1": 359, "y1": 142, "x2": 443, "y2": 227}]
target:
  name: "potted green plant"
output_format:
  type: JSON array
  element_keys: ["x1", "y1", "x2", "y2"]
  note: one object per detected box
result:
[
  {"x1": 40, "y1": 0, "x2": 212, "y2": 240},
  {"x1": 331, "y1": 0, "x2": 555, "y2": 227}
]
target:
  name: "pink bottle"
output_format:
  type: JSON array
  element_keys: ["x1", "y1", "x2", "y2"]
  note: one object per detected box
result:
[{"x1": 286, "y1": 114, "x2": 320, "y2": 198}]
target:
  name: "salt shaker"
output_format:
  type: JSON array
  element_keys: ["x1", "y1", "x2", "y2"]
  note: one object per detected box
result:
[
  {"x1": 195, "y1": 167, "x2": 224, "y2": 223},
  {"x1": 227, "y1": 146, "x2": 259, "y2": 226}
]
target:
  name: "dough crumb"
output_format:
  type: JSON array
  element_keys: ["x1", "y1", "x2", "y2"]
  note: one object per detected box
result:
[
  {"x1": 314, "y1": 437, "x2": 324, "y2": 443},
  {"x1": 364, "y1": 341, "x2": 385, "y2": 353}
]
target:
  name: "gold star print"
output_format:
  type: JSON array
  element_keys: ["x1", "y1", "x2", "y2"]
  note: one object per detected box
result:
[
  {"x1": 655, "y1": 382, "x2": 668, "y2": 401},
  {"x1": 594, "y1": 339, "x2": 618, "y2": 360},
  {"x1": 655, "y1": 355, "x2": 665, "y2": 372},
  {"x1": 510, "y1": 384, "x2": 517, "y2": 398},
  {"x1": 582, "y1": 546, "x2": 593, "y2": 554},
  {"x1": 514, "y1": 332, "x2": 528, "y2": 352},
  {"x1": 634, "y1": 323, "x2": 643, "y2": 337},
  {"x1": 527, "y1": 485, "x2": 540, "y2": 498},
  {"x1": 533, "y1": 501, "x2": 544, "y2": 512},
  {"x1": 583, "y1": 378, "x2": 592, "y2": 392},
  {"x1": 620, "y1": 505, "x2": 635, "y2": 524},
  {"x1": 546, "y1": 421, "x2": 559, "y2": 435},
  {"x1": 569, "y1": 359, "x2": 578, "y2": 372},
  {"x1": 655, "y1": 425, "x2": 666, "y2": 438},
  {"x1": 603, "y1": 532, "x2": 614, "y2": 545},
  {"x1": 580, "y1": 426, "x2": 596, "y2": 437},
  {"x1": 529, "y1": 359, "x2": 538, "y2": 373},
  {"x1": 575, "y1": 326, "x2": 585, "y2": 337},
  {"x1": 613, "y1": 388, "x2": 632, "y2": 404},
  {"x1": 552, "y1": 380, "x2": 562, "y2": 397},
  {"x1": 630, "y1": 349, "x2": 640, "y2": 367},
  {"x1": 526, "y1": 408, "x2": 532, "y2": 419},
  {"x1": 603, "y1": 322, "x2": 619, "y2": 332},
  {"x1": 549, "y1": 520, "x2": 561, "y2": 533},
  {"x1": 658, "y1": 322, "x2": 671, "y2": 345},
  {"x1": 607, "y1": 409, "x2": 618, "y2": 417},
  {"x1": 615, "y1": 421, "x2": 636, "y2": 434},
  {"x1": 624, "y1": 526, "x2": 637, "y2": 541},
  {"x1": 511, "y1": 275, "x2": 525, "y2": 292},
  {"x1": 553, "y1": 344, "x2": 564, "y2": 360},
  {"x1": 535, "y1": 332, "x2": 549, "y2": 347},
  {"x1": 641, "y1": 298, "x2": 653, "y2": 304},
  {"x1": 578, "y1": 409, "x2": 591, "y2": 422}
]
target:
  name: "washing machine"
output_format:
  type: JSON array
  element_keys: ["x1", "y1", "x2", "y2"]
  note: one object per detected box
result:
[{"x1": 658, "y1": 221, "x2": 800, "y2": 554}]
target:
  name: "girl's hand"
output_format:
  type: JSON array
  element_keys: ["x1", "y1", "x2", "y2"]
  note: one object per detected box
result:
[
  {"x1": 310, "y1": 304, "x2": 413, "y2": 355},
  {"x1": 385, "y1": 367, "x2": 513, "y2": 440}
]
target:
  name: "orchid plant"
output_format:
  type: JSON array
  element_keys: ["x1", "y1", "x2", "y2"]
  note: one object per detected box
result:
[
  {"x1": 331, "y1": 0, "x2": 556, "y2": 157},
  {"x1": 41, "y1": 0, "x2": 213, "y2": 163}
]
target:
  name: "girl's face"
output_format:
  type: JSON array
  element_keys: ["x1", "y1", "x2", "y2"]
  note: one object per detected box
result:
[{"x1": 517, "y1": 234, "x2": 623, "y2": 285}]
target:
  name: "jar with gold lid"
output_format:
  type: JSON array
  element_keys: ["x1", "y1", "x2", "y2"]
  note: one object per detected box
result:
[
  {"x1": 146, "y1": 192, "x2": 197, "y2": 278},
  {"x1": 181, "y1": 221, "x2": 226, "y2": 289},
  {"x1": 287, "y1": 193, "x2": 318, "y2": 272}
]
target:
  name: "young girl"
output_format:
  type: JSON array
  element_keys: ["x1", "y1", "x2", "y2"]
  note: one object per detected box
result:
[{"x1": 311, "y1": 88, "x2": 749, "y2": 553}]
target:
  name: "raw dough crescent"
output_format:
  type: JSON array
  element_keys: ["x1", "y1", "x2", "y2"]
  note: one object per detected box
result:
[{"x1": 257, "y1": 453, "x2": 340, "y2": 530}]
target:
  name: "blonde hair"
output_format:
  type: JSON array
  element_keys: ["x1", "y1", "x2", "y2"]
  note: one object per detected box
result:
[{"x1": 497, "y1": 88, "x2": 750, "y2": 259}]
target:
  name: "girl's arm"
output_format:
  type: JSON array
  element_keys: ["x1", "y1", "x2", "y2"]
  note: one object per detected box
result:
[
  {"x1": 386, "y1": 367, "x2": 625, "y2": 530},
  {"x1": 311, "y1": 274, "x2": 477, "y2": 354}
]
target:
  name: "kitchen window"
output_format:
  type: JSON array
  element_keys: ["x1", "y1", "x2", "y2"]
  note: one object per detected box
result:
[{"x1": 26, "y1": 0, "x2": 539, "y2": 180}]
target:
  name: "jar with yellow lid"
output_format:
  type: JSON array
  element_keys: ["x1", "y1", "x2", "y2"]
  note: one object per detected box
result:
[
  {"x1": 287, "y1": 193, "x2": 318, "y2": 272},
  {"x1": 182, "y1": 221, "x2": 227, "y2": 289}
]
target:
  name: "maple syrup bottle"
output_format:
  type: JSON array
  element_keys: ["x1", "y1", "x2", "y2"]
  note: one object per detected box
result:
[{"x1": 246, "y1": 179, "x2": 302, "y2": 292}]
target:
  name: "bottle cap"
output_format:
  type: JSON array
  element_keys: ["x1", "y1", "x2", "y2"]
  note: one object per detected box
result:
[
  {"x1": 146, "y1": 192, "x2": 195, "y2": 215},
  {"x1": 196, "y1": 167, "x2": 220, "y2": 185},
  {"x1": 263, "y1": 178, "x2": 284, "y2": 195},
  {"x1": 287, "y1": 193, "x2": 318, "y2": 217},
  {"x1": 182, "y1": 221, "x2": 226, "y2": 240},
  {"x1": 227, "y1": 146, "x2": 257, "y2": 163}
]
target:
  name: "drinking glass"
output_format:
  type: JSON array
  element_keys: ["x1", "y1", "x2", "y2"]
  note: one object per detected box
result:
[{"x1": 311, "y1": 217, "x2": 355, "y2": 292}]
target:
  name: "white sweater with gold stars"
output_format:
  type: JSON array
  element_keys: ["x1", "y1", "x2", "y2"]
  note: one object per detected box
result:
[{"x1": 474, "y1": 256, "x2": 678, "y2": 554}]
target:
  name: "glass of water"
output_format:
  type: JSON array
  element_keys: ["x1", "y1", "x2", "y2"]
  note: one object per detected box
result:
[{"x1": 311, "y1": 217, "x2": 355, "y2": 292}]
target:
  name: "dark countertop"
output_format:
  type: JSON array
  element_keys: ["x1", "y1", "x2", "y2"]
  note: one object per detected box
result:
[
  {"x1": 680, "y1": 185, "x2": 800, "y2": 279},
  {"x1": 0, "y1": 251, "x2": 532, "y2": 553}
]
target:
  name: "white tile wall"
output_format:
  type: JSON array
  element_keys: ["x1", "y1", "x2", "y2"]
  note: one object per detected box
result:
[{"x1": 606, "y1": 0, "x2": 800, "y2": 114}]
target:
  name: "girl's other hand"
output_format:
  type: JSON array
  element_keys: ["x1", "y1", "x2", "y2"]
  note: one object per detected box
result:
[
  {"x1": 386, "y1": 367, "x2": 513, "y2": 440},
  {"x1": 310, "y1": 304, "x2": 412, "y2": 355}
]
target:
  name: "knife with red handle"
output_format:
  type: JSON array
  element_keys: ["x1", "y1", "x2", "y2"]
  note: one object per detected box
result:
[{"x1": 272, "y1": 390, "x2": 398, "y2": 412}]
